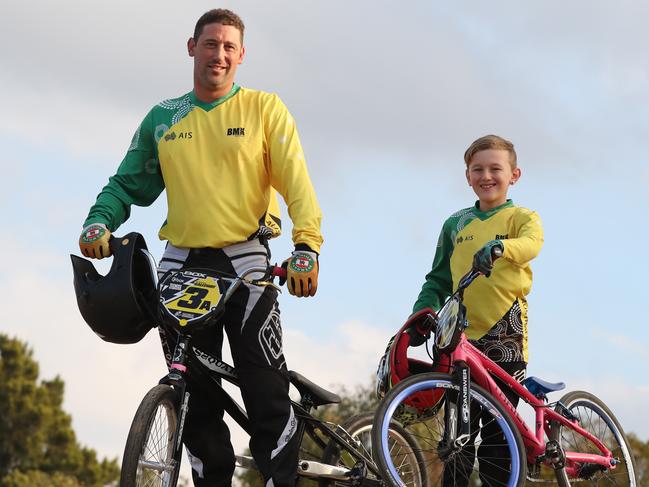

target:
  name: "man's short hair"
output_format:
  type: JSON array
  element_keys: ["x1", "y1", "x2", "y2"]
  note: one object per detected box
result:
[
  {"x1": 464, "y1": 134, "x2": 517, "y2": 168},
  {"x1": 193, "y1": 9, "x2": 245, "y2": 42}
]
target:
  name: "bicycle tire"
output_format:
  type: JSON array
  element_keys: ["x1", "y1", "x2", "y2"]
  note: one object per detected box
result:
[
  {"x1": 372, "y1": 372, "x2": 527, "y2": 487},
  {"x1": 550, "y1": 390, "x2": 637, "y2": 486},
  {"x1": 319, "y1": 412, "x2": 427, "y2": 487},
  {"x1": 120, "y1": 384, "x2": 182, "y2": 487}
]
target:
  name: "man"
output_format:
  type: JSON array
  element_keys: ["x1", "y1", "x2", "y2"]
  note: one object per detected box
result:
[{"x1": 79, "y1": 9, "x2": 322, "y2": 487}]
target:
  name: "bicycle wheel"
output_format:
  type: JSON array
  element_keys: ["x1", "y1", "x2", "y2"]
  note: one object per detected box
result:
[
  {"x1": 120, "y1": 384, "x2": 182, "y2": 487},
  {"x1": 373, "y1": 372, "x2": 527, "y2": 487},
  {"x1": 550, "y1": 390, "x2": 637, "y2": 486},
  {"x1": 319, "y1": 413, "x2": 427, "y2": 487}
]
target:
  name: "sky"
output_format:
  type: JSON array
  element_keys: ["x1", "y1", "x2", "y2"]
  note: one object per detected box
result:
[{"x1": 1, "y1": 0, "x2": 649, "y2": 482}]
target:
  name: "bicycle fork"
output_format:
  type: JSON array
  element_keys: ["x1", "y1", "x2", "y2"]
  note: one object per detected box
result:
[
  {"x1": 160, "y1": 335, "x2": 192, "y2": 464},
  {"x1": 439, "y1": 361, "x2": 472, "y2": 458}
]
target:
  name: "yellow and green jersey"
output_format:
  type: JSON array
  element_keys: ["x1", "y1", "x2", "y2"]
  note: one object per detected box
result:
[
  {"x1": 84, "y1": 85, "x2": 323, "y2": 253},
  {"x1": 413, "y1": 200, "x2": 543, "y2": 362}
]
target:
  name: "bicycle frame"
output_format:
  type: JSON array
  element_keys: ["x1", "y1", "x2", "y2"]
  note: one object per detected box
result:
[
  {"x1": 155, "y1": 266, "x2": 382, "y2": 484},
  {"x1": 432, "y1": 328, "x2": 617, "y2": 477}
]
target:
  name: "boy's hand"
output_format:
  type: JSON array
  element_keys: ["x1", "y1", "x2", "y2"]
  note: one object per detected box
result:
[
  {"x1": 281, "y1": 250, "x2": 318, "y2": 297},
  {"x1": 473, "y1": 240, "x2": 504, "y2": 277},
  {"x1": 79, "y1": 223, "x2": 112, "y2": 259}
]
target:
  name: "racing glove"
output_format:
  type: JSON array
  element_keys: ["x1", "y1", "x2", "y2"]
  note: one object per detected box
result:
[
  {"x1": 281, "y1": 250, "x2": 319, "y2": 297},
  {"x1": 472, "y1": 240, "x2": 504, "y2": 277},
  {"x1": 79, "y1": 223, "x2": 112, "y2": 259}
]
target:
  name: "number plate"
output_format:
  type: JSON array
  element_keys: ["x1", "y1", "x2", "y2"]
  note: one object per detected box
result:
[{"x1": 159, "y1": 269, "x2": 225, "y2": 330}]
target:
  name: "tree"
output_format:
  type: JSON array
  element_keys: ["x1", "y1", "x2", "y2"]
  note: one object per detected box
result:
[{"x1": 0, "y1": 334, "x2": 119, "y2": 486}]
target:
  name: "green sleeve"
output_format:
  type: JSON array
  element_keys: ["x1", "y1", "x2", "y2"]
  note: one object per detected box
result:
[
  {"x1": 413, "y1": 221, "x2": 454, "y2": 313},
  {"x1": 83, "y1": 110, "x2": 165, "y2": 231}
]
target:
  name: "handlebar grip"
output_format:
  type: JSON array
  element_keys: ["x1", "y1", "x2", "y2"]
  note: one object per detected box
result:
[{"x1": 271, "y1": 266, "x2": 287, "y2": 279}]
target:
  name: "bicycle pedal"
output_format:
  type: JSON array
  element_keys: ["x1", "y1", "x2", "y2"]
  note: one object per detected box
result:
[
  {"x1": 347, "y1": 460, "x2": 367, "y2": 487},
  {"x1": 545, "y1": 440, "x2": 565, "y2": 469}
]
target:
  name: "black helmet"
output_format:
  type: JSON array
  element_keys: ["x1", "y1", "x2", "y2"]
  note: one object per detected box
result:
[{"x1": 71, "y1": 232, "x2": 157, "y2": 344}]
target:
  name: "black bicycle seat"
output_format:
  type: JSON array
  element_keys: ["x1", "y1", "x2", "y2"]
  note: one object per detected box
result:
[{"x1": 289, "y1": 370, "x2": 341, "y2": 406}]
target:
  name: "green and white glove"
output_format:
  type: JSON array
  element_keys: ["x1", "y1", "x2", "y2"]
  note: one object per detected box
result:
[
  {"x1": 79, "y1": 223, "x2": 112, "y2": 259},
  {"x1": 472, "y1": 240, "x2": 504, "y2": 277}
]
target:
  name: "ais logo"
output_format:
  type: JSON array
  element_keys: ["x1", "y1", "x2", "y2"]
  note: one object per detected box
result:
[{"x1": 164, "y1": 131, "x2": 193, "y2": 141}]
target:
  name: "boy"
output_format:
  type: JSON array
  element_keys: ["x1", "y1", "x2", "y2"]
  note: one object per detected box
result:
[{"x1": 413, "y1": 134, "x2": 543, "y2": 486}]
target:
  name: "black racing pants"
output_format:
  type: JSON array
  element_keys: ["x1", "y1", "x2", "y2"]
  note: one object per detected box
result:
[
  {"x1": 442, "y1": 361, "x2": 526, "y2": 487},
  {"x1": 157, "y1": 240, "x2": 299, "y2": 487}
]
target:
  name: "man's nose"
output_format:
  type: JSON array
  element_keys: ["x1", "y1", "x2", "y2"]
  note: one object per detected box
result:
[{"x1": 213, "y1": 45, "x2": 226, "y2": 62}]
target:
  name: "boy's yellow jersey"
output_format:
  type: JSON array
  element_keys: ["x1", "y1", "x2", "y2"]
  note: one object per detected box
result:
[
  {"x1": 414, "y1": 200, "x2": 543, "y2": 362},
  {"x1": 84, "y1": 85, "x2": 323, "y2": 253}
]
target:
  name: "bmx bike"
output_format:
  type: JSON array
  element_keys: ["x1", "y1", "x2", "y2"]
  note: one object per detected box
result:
[
  {"x1": 373, "y1": 255, "x2": 636, "y2": 486},
  {"x1": 119, "y1": 255, "x2": 427, "y2": 487}
]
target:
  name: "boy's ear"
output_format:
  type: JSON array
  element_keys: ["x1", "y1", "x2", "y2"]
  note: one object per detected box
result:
[
  {"x1": 465, "y1": 168, "x2": 471, "y2": 186},
  {"x1": 510, "y1": 167, "x2": 522, "y2": 185}
]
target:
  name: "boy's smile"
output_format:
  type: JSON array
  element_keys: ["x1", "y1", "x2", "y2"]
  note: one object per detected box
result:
[{"x1": 466, "y1": 149, "x2": 521, "y2": 211}]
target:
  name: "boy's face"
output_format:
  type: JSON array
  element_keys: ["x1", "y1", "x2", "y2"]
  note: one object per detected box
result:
[{"x1": 466, "y1": 149, "x2": 521, "y2": 211}]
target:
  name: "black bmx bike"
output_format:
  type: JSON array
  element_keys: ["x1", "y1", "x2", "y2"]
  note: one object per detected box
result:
[{"x1": 119, "y1": 260, "x2": 428, "y2": 487}]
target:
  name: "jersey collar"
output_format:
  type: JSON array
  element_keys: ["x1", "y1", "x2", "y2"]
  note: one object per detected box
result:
[
  {"x1": 472, "y1": 199, "x2": 514, "y2": 219},
  {"x1": 189, "y1": 84, "x2": 241, "y2": 111}
]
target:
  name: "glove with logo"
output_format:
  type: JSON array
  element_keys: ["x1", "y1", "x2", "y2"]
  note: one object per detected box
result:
[
  {"x1": 472, "y1": 240, "x2": 504, "y2": 277},
  {"x1": 79, "y1": 223, "x2": 112, "y2": 259},
  {"x1": 280, "y1": 250, "x2": 319, "y2": 297}
]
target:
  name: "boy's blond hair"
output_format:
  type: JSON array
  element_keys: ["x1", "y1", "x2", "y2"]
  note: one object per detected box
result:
[{"x1": 464, "y1": 135, "x2": 517, "y2": 169}]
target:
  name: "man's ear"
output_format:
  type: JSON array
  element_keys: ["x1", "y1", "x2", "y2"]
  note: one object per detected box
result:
[{"x1": 187, "y1": 37, "x2": 196, "y2": 57}]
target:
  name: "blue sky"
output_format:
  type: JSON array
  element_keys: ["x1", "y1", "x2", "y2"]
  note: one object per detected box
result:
[{"x1": 1, "y1": 0, "x2": 648, "y2": 480}]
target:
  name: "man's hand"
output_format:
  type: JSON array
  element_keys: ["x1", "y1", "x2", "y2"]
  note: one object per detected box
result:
[
  {"x1": 472, "y1": 240, "x2": 504, "y2": 277},
  {"x1": 79, "y1": 223, "x2": 112, "y2": 259},
  {"x1": 281, "y1": 251, "x2": 318, "y2": 297}
]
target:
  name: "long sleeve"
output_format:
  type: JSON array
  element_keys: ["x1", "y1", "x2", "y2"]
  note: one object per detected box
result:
[
  {"x1": 265, "y1": 95, "x2": 323, "y2": 253},
  {"x1": 83, "y1": 110, "x2": 165, "y2": 231},
  {"x1": 413, "y1": 221, "x2": 454, "y2": 313}
]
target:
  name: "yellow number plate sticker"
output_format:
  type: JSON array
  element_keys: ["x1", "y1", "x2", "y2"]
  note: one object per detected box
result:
[{"x1": 159, "y1": 270, "x2": 224, "y2": 327}]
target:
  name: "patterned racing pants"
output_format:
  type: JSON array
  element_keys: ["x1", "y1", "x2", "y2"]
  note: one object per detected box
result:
[{"x1": 157, "y1": 240, "x2": 299, "y2": 487}]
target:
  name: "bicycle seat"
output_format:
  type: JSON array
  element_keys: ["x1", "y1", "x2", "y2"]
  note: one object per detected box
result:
[
  {"x1": 289, "y1": 371, "x2": 341, "y2": 406},
  {"x1": 523, "y1": 376, "x2": 566, "y2": 397}
]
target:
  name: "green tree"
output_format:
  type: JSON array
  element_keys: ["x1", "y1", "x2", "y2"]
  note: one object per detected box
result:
[
  {"x1": 0, "y1": 334, "x2": 119, "y2": 486},
  {"x1": 628, "y1": 433, "x2": 649, "y2": 484}
]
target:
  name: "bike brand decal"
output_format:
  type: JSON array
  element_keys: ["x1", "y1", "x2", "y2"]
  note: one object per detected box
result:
[
  {"x1": 461, "y1": 369, "x2": 470, "y2": 423},
  {"x1": 289, "y1": 253, "x2": 315, "y2": 273},
  {"x1": 192, "y1": 347, "x2": 237, "y2": 379}
]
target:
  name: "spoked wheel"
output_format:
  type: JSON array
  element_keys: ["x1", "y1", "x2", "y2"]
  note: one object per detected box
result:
[
  {"x1": 373, "y1": 372, "x2": 527, "y2": 487},
  {"x1": 320, "y1": 413, "x2": 427, "y2": 487},
  {"x1": 550, "y1": 391, "x2": 637, "y2": 486},
  {"x1": 120, "y1": 385, "x2": 181, "y2": 487}
]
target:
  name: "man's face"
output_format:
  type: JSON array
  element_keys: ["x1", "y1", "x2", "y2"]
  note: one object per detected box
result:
[
  {"x1": 465, "y1": 149, "x2": 521, "y2": 211},
  {"x1": 188, "y1": 23, "x2": 244, "y2": 99}
]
